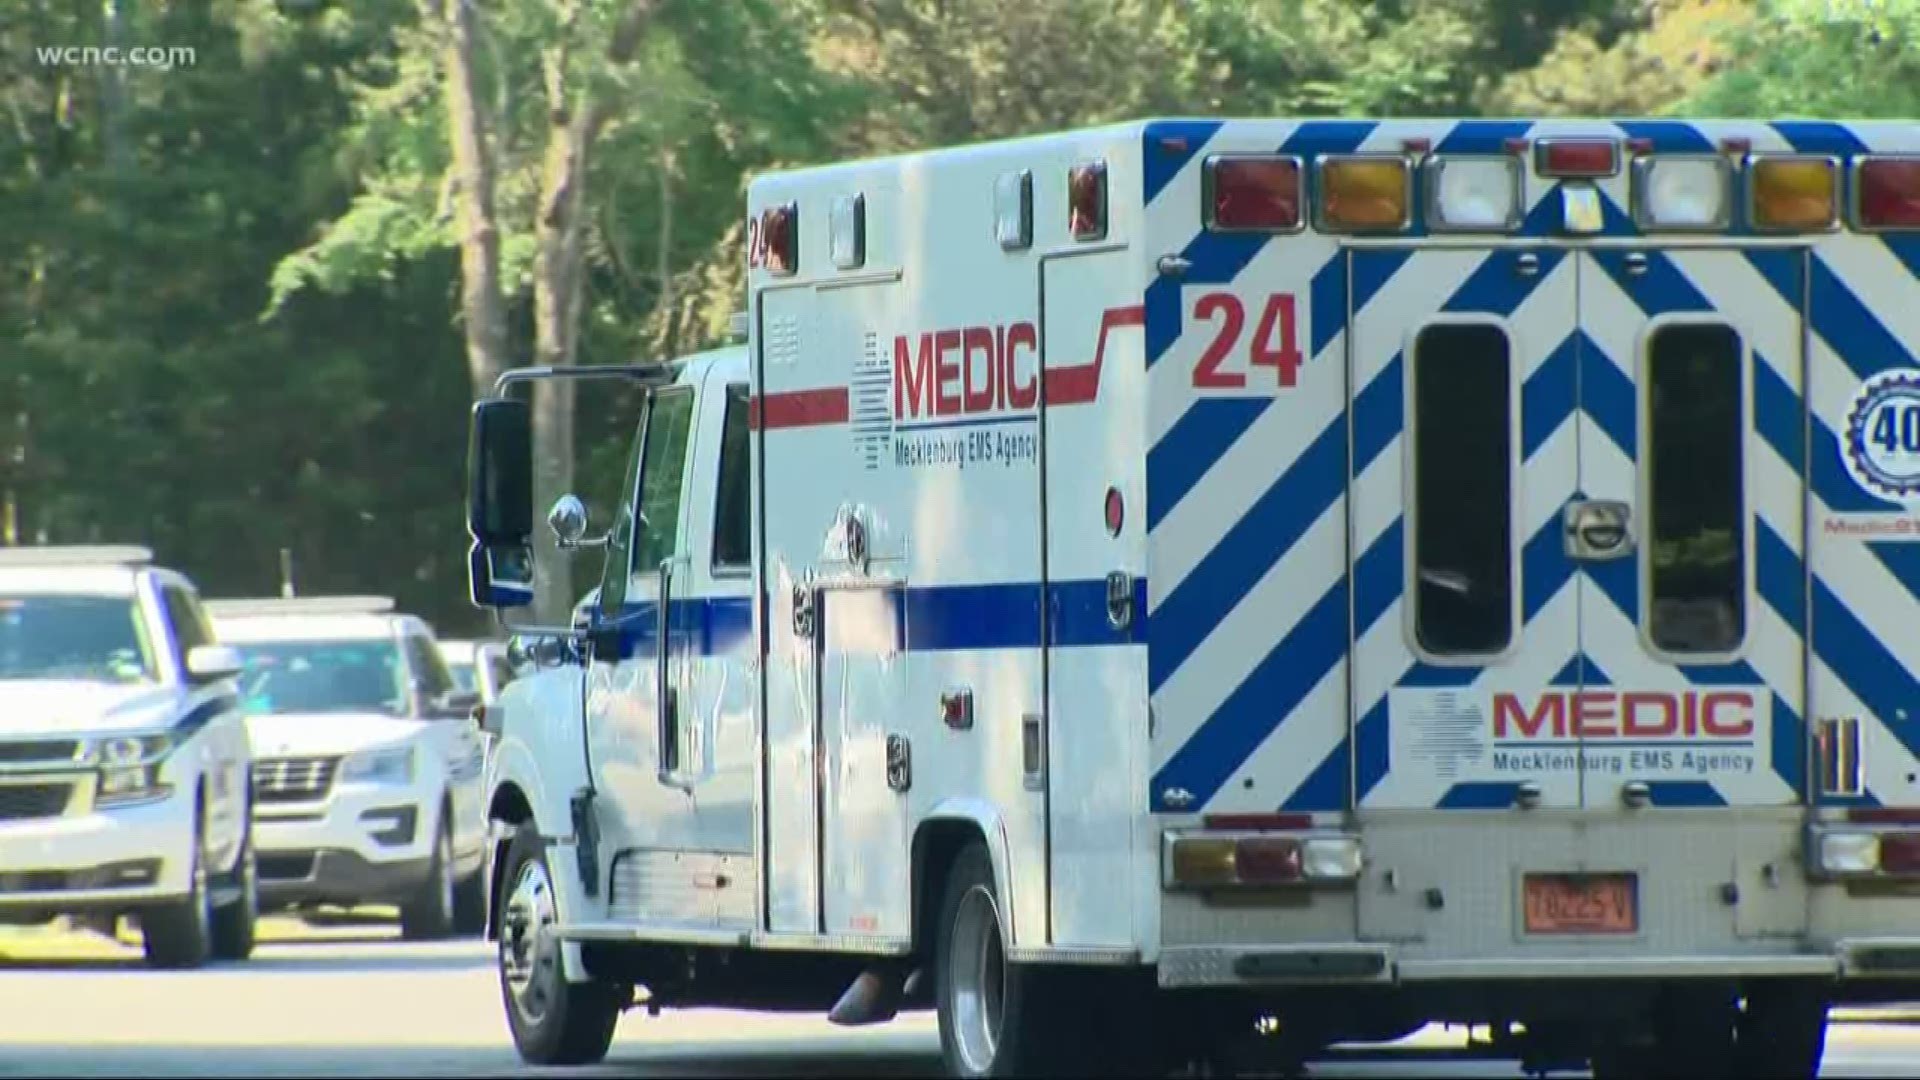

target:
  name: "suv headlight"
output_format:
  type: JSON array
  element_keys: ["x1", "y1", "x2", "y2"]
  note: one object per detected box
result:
[
  {"x1": 341, "y1": 746, "x2": 415, "y2": 786},
  {"x1": 94, "y1": 733, "x2": 174, "y2": 807}
]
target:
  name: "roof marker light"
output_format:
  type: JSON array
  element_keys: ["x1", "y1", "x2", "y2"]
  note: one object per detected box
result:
[
  {"x1": 1856, "y1": 156, "x2": 1920, "y2": 231},
  {"x1": 1069, "y1": 160, "x2": 1107, "y2": 241},
  {"x1": 1204, "y1": 154, "x2": 1303, "y2": 233}
]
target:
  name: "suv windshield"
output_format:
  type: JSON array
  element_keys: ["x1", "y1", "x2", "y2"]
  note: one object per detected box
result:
[
  {"x1": 232, "y1": 639, "x2": 408, "y2": 717},
  {"x1": 0, "y1": 594, "x2": 158, "y2": 683}
]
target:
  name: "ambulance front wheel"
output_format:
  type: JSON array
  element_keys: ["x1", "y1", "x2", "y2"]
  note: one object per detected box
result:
[
  {"x1": 496, "y1": 820, "x2": 624, "y2": 1066},
  {"x1": 935, "y1": 842, "x2": 1081, "y2": 1078}
]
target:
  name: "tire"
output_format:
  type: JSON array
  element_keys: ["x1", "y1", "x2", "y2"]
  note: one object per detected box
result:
[
  {"x1": 210, "y1": 825, "x2": 258, "y2": 961},
  {"x1": 497, "y1": 819, "x2": 623, "y2": 1066},
  {"x1": 1733, "y1": 982, "x2": 1830, "y2": 1079},
  {"x1": 400, "y1": 810, "x2": 456, "y2": 942},
  {"x1": 935, "y1": 842, "x2": 1077, "y2": 1078},
  {"x1": 142, "y1": 806, "x2": 214, "y2": 970}
]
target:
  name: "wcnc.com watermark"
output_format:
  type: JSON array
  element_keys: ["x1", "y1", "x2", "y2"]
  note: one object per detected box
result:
[{"x1": 36, "y1": 46, "x2": 196, "y2": 70}]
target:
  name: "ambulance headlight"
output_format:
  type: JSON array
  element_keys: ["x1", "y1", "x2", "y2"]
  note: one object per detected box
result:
[
  {"x1": 1634, "y1": 155, "x2": 1731, "y2": 230},
  {"x1": 1428, "y1": 155, "x2": 1522, "y2": 232},
  {"x1": 1817, "y1": 830, "x2": 1879, "y2": 875}
]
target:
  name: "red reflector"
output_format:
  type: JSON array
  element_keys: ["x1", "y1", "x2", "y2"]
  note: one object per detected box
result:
[
  {"x1": 1882, "y1": 832, "x2": 1920, "y2": 873},
  {"x1": 1538, "y1": 139, "x2": 1619, "y2": 178},
  {"x1": 1626, "y1": 137, "x2": 1653, "y2": 154},
  {"x1": 1203, "y1": 812, "x2": 1313, "y2": 831},
  {"x1": 1848, "y1": 808, "x2": 1920, "y2": 825},
  {"x1": 1103, "y1": 487, "x2": 1124, "y2": 537},
  {"x1": 1233, "y1": 838, "x2": 1303, "y2": 883},
  {"x1": 1859, "y1": 158, "x2": 1920, "y2": 229},
  {"x1": 1208, "y1": 156, "x2": 1302, "y2": 231}
]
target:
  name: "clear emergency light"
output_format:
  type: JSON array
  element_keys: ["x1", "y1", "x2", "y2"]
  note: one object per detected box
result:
[
  {"x1": 829, "y1": 192, "x2": 865, "y2": 270},
  {"x1": 1427, "y1": 155, "x2": 1522, "y2": 232},
  {"x1": 1204, "y1": 154, "x2": 1303, "y2": 232},
  {"x1": 1750, "y1": 155, "x2": 1839, "y2": 232},
  {"x1": 1068, "y1": 160, "x2": 1107, "y2": 241},
  {"x1": 1856, "y1": 155, "x2": 1920, "y2": 230},
  {"x1": 1316, "y1": 154, "x2": 1411, "y2": 233},
  {"x1": 1632, "y1": 154, "x2": 1732, "y2": 231}
]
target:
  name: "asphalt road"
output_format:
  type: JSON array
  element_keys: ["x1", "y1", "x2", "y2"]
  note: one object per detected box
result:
[{"x1": 4, "y1": 922, "x2": 1920, "y2": 1078}]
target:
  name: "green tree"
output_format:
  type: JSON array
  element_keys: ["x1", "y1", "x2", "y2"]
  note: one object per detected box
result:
[{"x1": 1686, "y1": 0, "x2": 1920, "y2": 116}]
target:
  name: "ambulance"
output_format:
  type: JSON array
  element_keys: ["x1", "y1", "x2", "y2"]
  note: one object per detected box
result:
[{"x1": 461, "y1": 118, "x2": 1920, "y2": 1078}]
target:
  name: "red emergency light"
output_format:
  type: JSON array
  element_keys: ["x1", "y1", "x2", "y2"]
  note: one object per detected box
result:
[
  {"x1": 1535, "y1": 138, "x2": 1620, "y2": 179},
  {"x1": 1205, "y1": 155, "x2": 1303, "y2": 232},
  {"x1": 1857, "y1": 156, "x2": 1920, "y2": 230},
  {"x1": 760, "y1": 202, "x2": 797, "y2": 275},
  {"x1": 1069, "y1": 160, "x2": 1107, "y2": 241}
]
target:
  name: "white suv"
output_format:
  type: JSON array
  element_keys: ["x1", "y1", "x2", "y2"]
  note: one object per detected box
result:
[
  {"x1": 436, "y1": 639, "x2": 516, "y2": 704},
  {"x1": 0, "y1": 546, "x2": 257, "y2": 968},
  {"x1": 209, "y1": 596, "x2": 490, "y2": 939}
]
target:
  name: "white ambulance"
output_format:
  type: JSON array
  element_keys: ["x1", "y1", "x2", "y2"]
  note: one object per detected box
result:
[
  {"x1": 463, "y1": 118, "x2": 1920, "y2": 1078},
  {"x1": 0, "y1": 545, "x2": 256, "y2": 968}
]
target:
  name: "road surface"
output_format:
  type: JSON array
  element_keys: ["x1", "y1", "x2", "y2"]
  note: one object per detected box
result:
[{"x1": 4, "y1": 921, "x2": 1920, "y2": 1077}]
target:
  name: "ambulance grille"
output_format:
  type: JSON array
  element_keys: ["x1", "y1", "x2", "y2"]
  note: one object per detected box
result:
[{"x1": 252, "y1": 756, "x2": 340, "y2": 804}]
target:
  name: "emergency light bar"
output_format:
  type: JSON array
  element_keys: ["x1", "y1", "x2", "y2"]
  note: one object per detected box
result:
[
  {"x1": 1856, "y1": 155, "x2": 1920, "y2": 230},
  {"x1": 204, "y1": 596, "x2": 397, "y2": 618},
  {"x1": 1164, "y1": 829, "x2": 1364, "y2": 890},
  {"x1": 0, "y1": 545, "x2": 153, "y2": 568}
]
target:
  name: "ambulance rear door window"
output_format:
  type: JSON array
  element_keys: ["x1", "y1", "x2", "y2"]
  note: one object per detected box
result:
[
  {"x1": 1645, "y1": 322, "x2": 1745, "y2": 655},
  {"x1": 1410, "y1": 322, "x2": 1515, "y2": 657}
]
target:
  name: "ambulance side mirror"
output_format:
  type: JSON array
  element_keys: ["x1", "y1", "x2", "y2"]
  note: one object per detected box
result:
[{"x1": 466, "y1": 397, "x2": 535, "y2": 609}]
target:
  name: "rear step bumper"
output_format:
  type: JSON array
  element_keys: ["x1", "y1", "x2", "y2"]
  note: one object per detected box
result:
[{"x1": 1159, "y1": 939, "x2": 1920, "y2": 988}]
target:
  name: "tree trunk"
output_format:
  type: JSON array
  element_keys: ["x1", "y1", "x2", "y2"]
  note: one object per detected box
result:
[
  {"x1": 440, "y1": 0, "x2": 511, "y2": 401},
  {"x1": 527, "y1": 0, "x2": 667, "y2": 622}
]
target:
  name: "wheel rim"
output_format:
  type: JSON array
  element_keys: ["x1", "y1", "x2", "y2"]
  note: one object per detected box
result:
[
  {"x1": 500, "y1": 857, "x2": 558, "y2": 1025},
  {"x1": 947, "y1": 884, "x2": 1006, "y2": 1075}
]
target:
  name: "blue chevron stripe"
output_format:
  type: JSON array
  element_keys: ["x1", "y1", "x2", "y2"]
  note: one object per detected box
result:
[{"x1": 1142, "y1": 120, "x2": 1225, "y2": 206}]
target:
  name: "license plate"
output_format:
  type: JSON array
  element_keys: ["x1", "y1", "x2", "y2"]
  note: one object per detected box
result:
[{"x1": 1522, "y1": 872, "x2": 1638, "y2": 935}]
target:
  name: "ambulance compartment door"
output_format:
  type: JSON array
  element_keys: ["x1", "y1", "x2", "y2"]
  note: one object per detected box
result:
[
  {"x1": 1039, "y1": 250, "x2": 1144, "y2": 950},
  {"x1": 1350, "y1": 246, "x2": 1584, "y2": 818},
  {"x1": 1573, "y1": 247, "x2": 1808, "y2": 814}
]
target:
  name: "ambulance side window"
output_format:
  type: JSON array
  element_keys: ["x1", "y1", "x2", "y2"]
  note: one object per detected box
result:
[
  {"x1": 1410, "y1": 323, "x2": 1514, "y2": 657},
  {"x1": 632, "y1": 387, "x2": 696, "y2": 576},
  {"x1": 712, "y1": 385, "x2": 751, "y2": 571},
  {"x1": 1646, "y1": 324, "x2": 1745, "y2": 655}
]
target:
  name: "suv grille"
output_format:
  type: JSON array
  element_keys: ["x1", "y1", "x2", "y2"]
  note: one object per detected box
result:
[
  {"x1": 0, "y1": 740, "x2": 81, "y2": 766},
  {"x1": 0, "y1": 783, "x2": 74, "y2": 821},
  {"x1": 252, "y1": 757, "x2": 340, "y2": 804}
]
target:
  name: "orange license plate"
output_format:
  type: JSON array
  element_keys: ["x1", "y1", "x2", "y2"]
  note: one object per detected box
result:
[{"x1": 1522, "y1": 873, "x2": 1638, "y2": 935}]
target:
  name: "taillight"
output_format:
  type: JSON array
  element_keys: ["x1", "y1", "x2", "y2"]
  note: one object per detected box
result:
[
  {"x1": 1165, "y1": 832, "x2": 1363, "y2": 890},
  {"x1": 1856, "y1": 156, "x2": 1920, "y2": 230},
  {"x1": 1068, "y1": 160, "x2": 1107, "y2": 241},
  {"x1": 1317, "y1": 155, "x2": 1411, "y2": 233},
  {"x1": 1204, "y1": 155, "x2": 1303, "y2": 232},
  {"x1": 1536, "y1": 138, "x2": 1619, "y2": 179},
  {"x1": 1750, "y1": 155, "x2": 1839, "y2": 232},
  {"x1": 1881, "y1": 833, "x2": 1920, "y2": 874}
]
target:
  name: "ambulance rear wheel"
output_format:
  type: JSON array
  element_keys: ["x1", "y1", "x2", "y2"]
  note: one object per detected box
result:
[{"x1": 935, "y1": 843, "x2": 1078, "y2": 1077}]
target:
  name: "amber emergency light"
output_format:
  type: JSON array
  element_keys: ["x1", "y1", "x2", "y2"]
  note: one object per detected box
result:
[
  {"x1": 1317, "y1": 155, "x2": 1410, "y2": 233},
  {"x1": 1750, "y1": 156, "x2": 1838, "y2": 232}
]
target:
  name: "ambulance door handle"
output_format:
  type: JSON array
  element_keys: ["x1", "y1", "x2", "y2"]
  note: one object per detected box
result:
[
  {"x1": 1515, "y1": 252, "x2": 1540, "y2": 277},
  {"x1": 1624, "y1": 252, "x2": 1649, "y2": 276}
]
